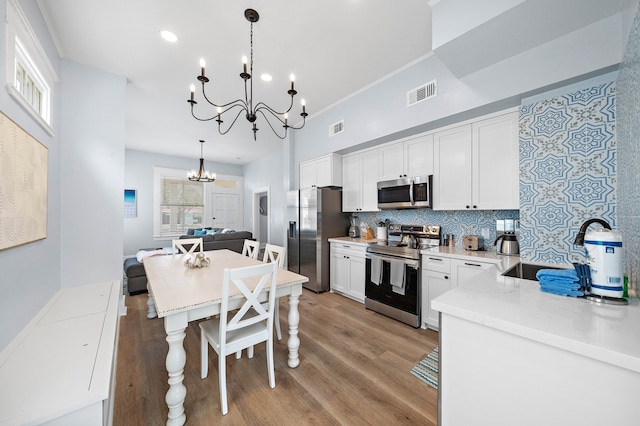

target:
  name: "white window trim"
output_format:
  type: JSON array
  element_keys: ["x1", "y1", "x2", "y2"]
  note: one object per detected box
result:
[
  {"x1": 6, "y1": 0, "x2": 57, "y2": 136},
  {"x1": 153, "y1": 167, "x2": 209, "y2": 240}
]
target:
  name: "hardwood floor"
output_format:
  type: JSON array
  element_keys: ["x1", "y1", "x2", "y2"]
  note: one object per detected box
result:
[{"x1": 114, "y1": 290, "x2": 439, "y2": 425}]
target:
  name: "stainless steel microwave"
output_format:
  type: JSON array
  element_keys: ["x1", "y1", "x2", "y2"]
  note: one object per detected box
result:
[{"x1": 377, "y1": 175, "x2": 432, "y2": 209}]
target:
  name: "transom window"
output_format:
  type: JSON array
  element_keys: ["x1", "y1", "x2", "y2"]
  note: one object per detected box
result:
[{"x1": 6, "y1": 0, "x2": 56, "y2": 135}]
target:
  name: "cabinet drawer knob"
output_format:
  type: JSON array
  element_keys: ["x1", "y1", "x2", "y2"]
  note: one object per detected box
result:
[{"x1": 445, "y1": 275, "x2": 449, "y2": 279}]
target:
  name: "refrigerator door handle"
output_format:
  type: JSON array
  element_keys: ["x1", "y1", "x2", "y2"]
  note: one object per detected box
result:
[{"x1": 289, "y1": 221, "x2": 297, "y2": 238}]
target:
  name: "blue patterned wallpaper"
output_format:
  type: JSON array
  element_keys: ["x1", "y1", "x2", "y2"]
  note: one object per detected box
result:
[
  {"x1": 356, "y1": 209, "x2": 519, "y2": 250},
  {"x1": 617, "y1": 3, "x2": 640, "y2": 299},
  {"x1": 519, "y1": 82, "x2": 617, "y2": 264}
]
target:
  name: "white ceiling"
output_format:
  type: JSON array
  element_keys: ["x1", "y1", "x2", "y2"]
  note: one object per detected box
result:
[
  {"x1": 37, "y1": 0, "x2": 624, "y2": 165},
  {"x1": 37, "y1": 0, "x2": 432, "y2": 165}
]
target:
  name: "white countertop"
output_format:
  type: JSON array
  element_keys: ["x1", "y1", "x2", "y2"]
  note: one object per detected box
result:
[
  {"x1": 328, "y1": 236, "x2": 381, "y2": 246},
  {"x1": 432, "y1": 264, "x2": 640, "y2": 373},
  {"x1": 420, "y1": 246, "x2": 518, "y2": 264}
]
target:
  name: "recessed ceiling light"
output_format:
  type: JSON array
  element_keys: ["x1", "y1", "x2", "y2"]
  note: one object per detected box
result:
[
  {"x1": 160, "y1": 30, "x2": 177, "y2": 43},
  {"x1": 261, "y1": 74, "x2": 272, "y2": 82}
]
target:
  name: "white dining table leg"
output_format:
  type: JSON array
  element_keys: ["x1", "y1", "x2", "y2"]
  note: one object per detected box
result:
[
  {"x1": 287, "y1": 287, "x2": 302, "y2": 368},
  {"x1": 165, "y1": 314, "x2": 188, "y2": 426}
]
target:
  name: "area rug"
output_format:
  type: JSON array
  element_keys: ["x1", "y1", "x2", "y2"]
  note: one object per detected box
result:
[{"x1": 410, "y1": 346, "x2": 438, "y2": 389}]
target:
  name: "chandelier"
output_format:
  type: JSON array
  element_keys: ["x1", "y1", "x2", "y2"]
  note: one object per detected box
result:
[
  {"x1": 187, "y1": 140, "x2": 216, "y2": 182},
  {"x1": 187, "y1": 8, "x2": 308, "y2": 141}
]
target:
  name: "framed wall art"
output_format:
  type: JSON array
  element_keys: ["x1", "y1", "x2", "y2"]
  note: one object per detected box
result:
[
  {"x1": 0, "y1": 112, "x2": 48, "y2": 251},
  {"x1": 124, "y1": 189, "x2": 137, "y2": 218}
]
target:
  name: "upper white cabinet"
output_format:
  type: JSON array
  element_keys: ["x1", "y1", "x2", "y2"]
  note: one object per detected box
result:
[
  {"x1": 342, "y1": 149, "x2": 380, "y2": 212},
  {"x1": 472, "y1": 112, "x2": 519, "y2": 209},
  {"x1": 379, "y1": 134, "x2": 434, "y2": 181},
  {"x1": 433, "y1": 111, "x2": 518, "y2": 210},
  {"x1": 299, "y1": 153, "x2": 342, "y2": 188}
]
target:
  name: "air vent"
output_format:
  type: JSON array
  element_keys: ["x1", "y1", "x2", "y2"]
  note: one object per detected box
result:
[
  {"x1": 329, "y1": 120, "x2": 344, "y2": 137},
  {"x1": 407, "y1": 80, "x2": 437, "y2": 107}
]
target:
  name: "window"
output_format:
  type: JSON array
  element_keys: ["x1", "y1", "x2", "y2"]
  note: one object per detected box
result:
[
  {"x1": 155, "y1": 169, "x2": 206, "y2": 237},
  {"x1": 6, "y1": 0, "x2": 56, "y2": 135}
]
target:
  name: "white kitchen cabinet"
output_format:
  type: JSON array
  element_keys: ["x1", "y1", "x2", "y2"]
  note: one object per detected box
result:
[
  {"x1": 342, "y1": 149, "x2": 380, "y2": 212},
  {"x1": 421, "y1": 254, "x2": 495, "y2": 330},
  {"x1": 433, "y1": 124, "x2": 473, "y2": 210},
  {"x1": 451, "y1": 258, "x2": 495, "y2": 287},
  {"x1": 421, "y1": 254, "x2": 452, "y2": 330},
  {"x1": 472, "y1": 112, "x2": 519, "y2": 209},
  {"x1": 330, "y1": 242, "x2": 366, "y2": 302},
  {"x1": 404, "y1": 134, "x2": 434, "y2": 178},
  {"x1": 433, "y1": 111, "x2": 518, "y2": 210},
  {"x1": 299, "y1": 153, "x2": 342, "y2": 188},
  {"x1": 379, "y1": 134, "x2": 434, "y2": 181}
]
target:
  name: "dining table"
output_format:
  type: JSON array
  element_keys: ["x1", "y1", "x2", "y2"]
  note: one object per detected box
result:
[{"x1": 143, "y1": 249, "x2": 308, "y2": 426}]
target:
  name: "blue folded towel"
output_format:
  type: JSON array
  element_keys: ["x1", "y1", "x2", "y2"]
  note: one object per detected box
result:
[
  {"x1": 540, "y1": 282, "x2": 581, "y2": 292},
  {"x1": 540, "y1": 286, "x2": 584, "y2": 297},
  {"x1": 536, "y1": 268, "x2": 578, "y2": 281}
]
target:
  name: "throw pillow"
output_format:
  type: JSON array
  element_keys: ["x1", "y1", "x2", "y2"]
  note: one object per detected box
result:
[
  {"x1": 221, "y1": 228, "x2": 234, "y2": 234},
  {"x1": 206, "y1": 229, "x2": 217, "y2": 235},
  {"x1": 194, "y1": 229, "x2": 207, "y2": 236}
]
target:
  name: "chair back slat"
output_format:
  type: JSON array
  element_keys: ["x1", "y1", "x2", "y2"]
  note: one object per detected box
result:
[
  {"x1": 172, "y1": 238, "x2": 203, "y2": 255},
  {"x1": 263, "y1": 244, "x2": 286, "y2": 268},
  {"x1": 242, "y1": 239, "x2": 260, "y2": 259},
  {"x1": 219, "y1": 262, "x2": 278, "y2": 343}
]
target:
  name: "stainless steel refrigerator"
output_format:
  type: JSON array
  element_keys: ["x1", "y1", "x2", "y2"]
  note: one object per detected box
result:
[{"x1": 287, "y1": 187, "x2": 349, "y2": 292}]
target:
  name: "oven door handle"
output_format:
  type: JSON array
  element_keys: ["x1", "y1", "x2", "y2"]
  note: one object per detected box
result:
[{"x1": 366, "y1": 252, "x2": 419, "y2": 269}]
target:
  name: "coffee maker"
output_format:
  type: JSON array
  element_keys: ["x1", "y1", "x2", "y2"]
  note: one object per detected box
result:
[{"x1": 349, "y1": 214, "x2": 359, "y2": 238}]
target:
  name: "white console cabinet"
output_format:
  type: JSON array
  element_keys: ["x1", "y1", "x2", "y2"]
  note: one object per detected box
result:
[
  {"x1": 0, "y1": 281, "x2": 121, "y2": 426},
  {"x1": 330, "y1": 241, "x2": 366, "y2": 302}
]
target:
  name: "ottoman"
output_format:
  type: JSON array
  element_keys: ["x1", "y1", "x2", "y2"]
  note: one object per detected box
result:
[{"x1": 123, "y1": 257, "x2": 147, "y2": 295}]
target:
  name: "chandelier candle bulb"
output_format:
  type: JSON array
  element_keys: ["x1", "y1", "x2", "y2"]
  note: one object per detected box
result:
[
  {"x1": 242, "y1": 56, "x2": 247, "y2": 74},
  {"x1": 190, "y1": 84, "x2": 195, "y2": 102},
  {"x1": 200, "y1": 58, "x2": 205, "y2": 77}
]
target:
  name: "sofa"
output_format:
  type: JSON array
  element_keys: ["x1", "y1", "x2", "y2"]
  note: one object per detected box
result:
[{"x1": 179, "y1": 228, "x2": 254, "y2": 253}]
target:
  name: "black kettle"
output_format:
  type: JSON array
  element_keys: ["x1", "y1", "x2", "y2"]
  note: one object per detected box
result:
[{"x1": 494, "y1": 232, "x2": 519, "y2": 256}]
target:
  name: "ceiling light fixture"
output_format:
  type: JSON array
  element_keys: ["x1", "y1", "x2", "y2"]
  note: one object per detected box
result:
[
  {"x1": 160, "y1": 30, "x2": 177, "y2": 43},
  {"x1": 187, "y1": 8, "x2": 307, "y2": 141},
  {"x1": 187, "y1": 140, "x2": 216, "y2": 182}
]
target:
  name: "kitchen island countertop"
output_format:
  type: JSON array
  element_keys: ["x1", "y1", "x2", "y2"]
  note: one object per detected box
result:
[{"x1": 432, "y1": 264, "x2": 640, "y2": 373}]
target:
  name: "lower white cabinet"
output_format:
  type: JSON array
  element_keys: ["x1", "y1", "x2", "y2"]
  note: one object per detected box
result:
[
  {"x1": 422, "y1": 254, "x2": 495, "y2": 330},
  {"x1": 330, "y1": 242, "x2": 366, "y2": 302},
  {"x1": 451, "y1": 258, "x2": 494, "y2": 286}
]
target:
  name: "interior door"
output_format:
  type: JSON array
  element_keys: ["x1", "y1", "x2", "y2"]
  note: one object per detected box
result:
[{"x1": 211, "y1": 193, "x2": 239, "y2": 229}]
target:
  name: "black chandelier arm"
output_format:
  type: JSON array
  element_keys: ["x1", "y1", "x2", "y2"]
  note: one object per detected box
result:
[
  {"x1": 256, "y1": 109, "x2": 288, "y2": 140},
  {"x1": 217, "y1": 108, "x2": 246, "y2": 135},
  {"x1": 256, "y1": 104, "x2": 308, "y2": 131},
  {"x1": 254, "y1": 95, "x2": 295, "y2": 117},
  {"x1": 201, "y1": 84, "x2": 249, "y2": 111}
]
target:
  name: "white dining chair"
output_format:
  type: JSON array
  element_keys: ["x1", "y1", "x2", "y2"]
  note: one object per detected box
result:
[
  {"x1": 172, "y1": 238, "x2": 203, "y2": 255},
  {"x1": 263, "y1": 244, "x2": 286, "y2": 340},
  {"x1": 241, "y1": 239, "x2": 260, "y2": 259},
  {"x1": 199, "y1": 262, "x2": 279, "y2": 415}
]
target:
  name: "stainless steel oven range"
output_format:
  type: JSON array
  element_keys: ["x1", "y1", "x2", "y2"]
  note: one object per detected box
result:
[{"x1": 365, "y1": 224, "x2": 441, "y2": 327}]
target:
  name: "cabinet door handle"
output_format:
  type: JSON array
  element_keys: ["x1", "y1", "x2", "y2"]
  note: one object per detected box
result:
[
  {"x1": 444, "y1": 275, "x2": 449, "y2": 279},
  {"x1": 466, "y1": 205, "x2": 470, "y2": 209},
  {"x1": 428, "y1": 257, "x2": 443, "y2": 262},
  {"x1": 464, "y1": 262, "x2": 482, "y2": 267}
]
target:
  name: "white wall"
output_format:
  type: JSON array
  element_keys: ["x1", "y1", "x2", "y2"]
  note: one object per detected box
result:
[
  {"x1": 287, "y1": 13, "x2": 621, "y2": 189},
  {"x1": 242, "y1": 147, "x2": 286, "y2": 246},
  {"x1": 59, "y1": 60, "x2": 126, "y2": 287},
  {"x1": 0, "y1": 0, "x2": 61, "y2": 349},
  {"x1": 123, "y1": 148, "x2": 243, "y2": 256}
]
